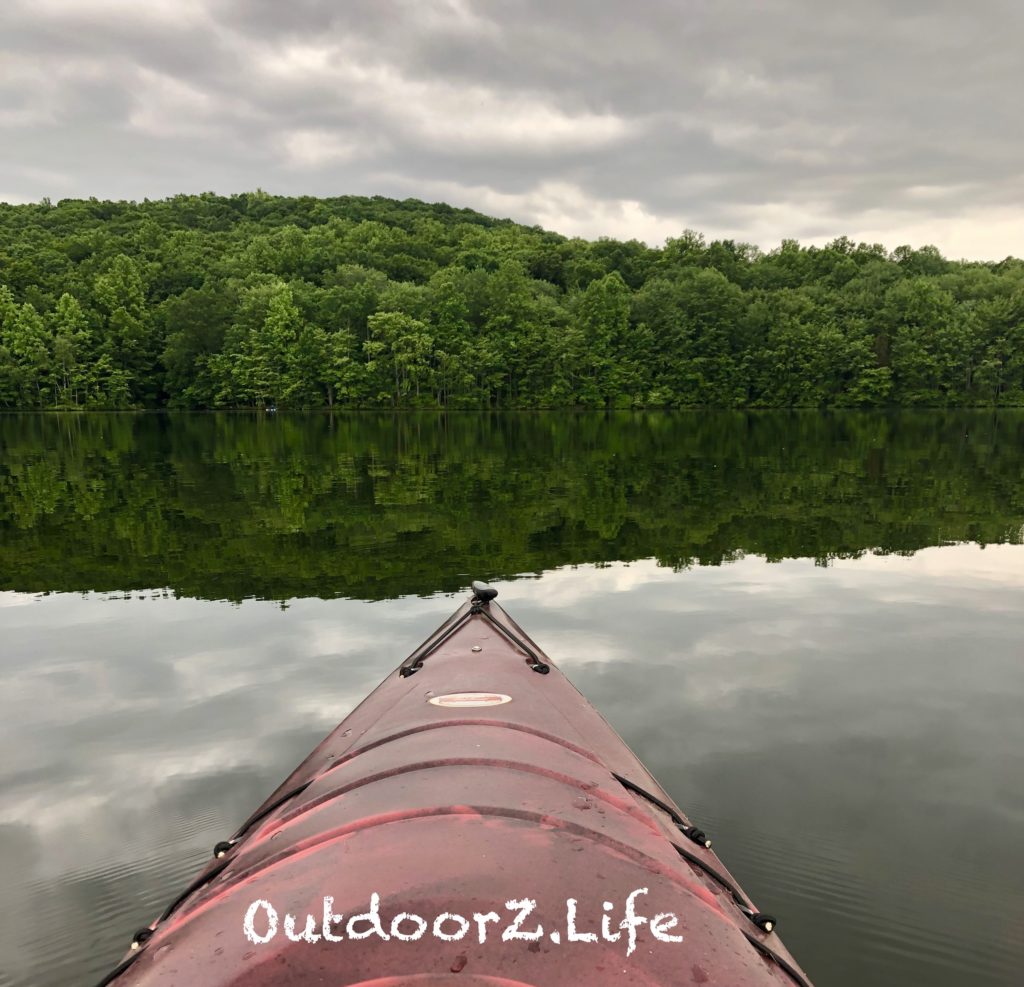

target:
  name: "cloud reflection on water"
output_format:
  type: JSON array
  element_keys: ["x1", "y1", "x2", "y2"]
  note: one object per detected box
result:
[{"x1": 1, "y1": 546, "x2": 1023, "y2": 985}]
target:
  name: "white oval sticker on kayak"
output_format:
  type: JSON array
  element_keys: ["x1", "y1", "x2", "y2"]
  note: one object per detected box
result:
[{"x1": 428, "y1": 692, "x2": 512, "y2": 707}]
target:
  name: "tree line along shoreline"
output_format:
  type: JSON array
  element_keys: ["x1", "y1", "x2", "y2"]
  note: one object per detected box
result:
[{"x1": 1, "y1": 191, "x2": 1022, "y2": 410}]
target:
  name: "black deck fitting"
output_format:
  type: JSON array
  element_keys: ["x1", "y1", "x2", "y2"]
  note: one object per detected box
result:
[{"x1": 471, "y1": 581, "x2": 498, "y2": 603}]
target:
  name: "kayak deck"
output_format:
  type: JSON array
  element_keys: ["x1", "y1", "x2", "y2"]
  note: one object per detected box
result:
[{"x1": 100, "y1": 586, "x2": 813, "y2": 986}]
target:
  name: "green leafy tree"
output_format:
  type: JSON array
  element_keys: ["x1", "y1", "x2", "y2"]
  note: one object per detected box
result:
[
  {"x1": 2, "y1": 301, "x2": 51, "y2": 407},
  {"x1": 239, "y1": 283, "x2": 303, "y2": 407},
  {"x1": 886, "y1": 279, "x2": 958, "y2": 404},
  {"x1": 49, "y1": 293, "x2": 92, "y2": 407},
  {"x1": 92, "y1": 254, "x2": 154, "y2": 405},
  {"x1": 364, "y1": 312, "x2": 435, "y2": 406},
  {"x1": 160, "y1": 286, "x2": 234, "y2": 405}
]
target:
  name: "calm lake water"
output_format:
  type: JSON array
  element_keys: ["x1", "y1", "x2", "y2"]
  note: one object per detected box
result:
[{"x1": 1, "y1": 411, "x2": 1023, "y2": 987}]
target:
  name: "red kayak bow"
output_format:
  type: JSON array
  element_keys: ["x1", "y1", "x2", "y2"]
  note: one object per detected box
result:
[{"x1": 98, "y1": 582, "x2": 814, "y2": 986}]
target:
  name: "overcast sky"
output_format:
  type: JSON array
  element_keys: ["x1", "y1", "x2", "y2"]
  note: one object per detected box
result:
[{"x1": 2, "y1": 0, "x2": 1022, "y2": 259}]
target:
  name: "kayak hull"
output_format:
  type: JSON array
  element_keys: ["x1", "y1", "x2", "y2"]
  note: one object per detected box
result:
[{"x1": 102, "y1": 595, "x2": 812, "y2": 986}]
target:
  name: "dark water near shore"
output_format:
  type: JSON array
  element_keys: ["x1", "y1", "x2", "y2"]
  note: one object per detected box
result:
[{"x1": 1, "y1": 411, "x2": 1023, "y2": 987}]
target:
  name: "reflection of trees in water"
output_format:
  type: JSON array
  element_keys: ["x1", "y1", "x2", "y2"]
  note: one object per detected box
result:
[{"x1": 1, "y1": 411, "x2": 1022, "y2": 601}]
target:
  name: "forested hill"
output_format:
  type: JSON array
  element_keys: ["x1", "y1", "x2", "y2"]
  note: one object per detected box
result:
[{"x1": 1, "y1": 191, "x2": 1023, "y2": 410}]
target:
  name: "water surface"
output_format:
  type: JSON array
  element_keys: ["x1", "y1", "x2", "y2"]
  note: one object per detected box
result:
[{"x1": 1, "y1": 412, "x2": 1022, "y2": 987}]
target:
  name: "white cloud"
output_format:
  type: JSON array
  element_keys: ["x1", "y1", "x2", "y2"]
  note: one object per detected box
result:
[
  {"x1": 260, "y1": 43, "x2": 630, "y2": 155},
  {"x1": 408, "y1": 0, "x2": 499, "y2": 35},
  {"x1": 835, "y1": 205, "x2": 1024, "y2": 261},
  {"x1": 127, "y1": 68, "x2": 219, "y2": 138},
  {"x1": 28, "y1": 0, "x2": 210, "y2": 26},
  {"x1": 715, "y1": 199, "x2": 1024, "y2": 260},
  {"x1": 394, "y1": 177, "x2": 687, "y2": 243},
  {"x1": 281, "y1": 129, "x2": 374, "y2": 168}
]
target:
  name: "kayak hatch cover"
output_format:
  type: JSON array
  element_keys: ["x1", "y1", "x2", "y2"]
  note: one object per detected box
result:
[{"x1": 96, "y1": 582, "x2": 814, "y2": 987}]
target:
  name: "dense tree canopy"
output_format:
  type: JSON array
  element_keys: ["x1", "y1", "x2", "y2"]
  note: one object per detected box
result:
[{"x1": 1, "y1": 193, "x2": 1023, "y2": 409}]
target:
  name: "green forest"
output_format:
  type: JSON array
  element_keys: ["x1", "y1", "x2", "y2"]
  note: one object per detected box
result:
[
  {"x1": 1, "y1": 192, "x2": 1023, "y2": 409},
  {"x1": 2, "y1": 411, "x2": 1021, "y2": 601}
]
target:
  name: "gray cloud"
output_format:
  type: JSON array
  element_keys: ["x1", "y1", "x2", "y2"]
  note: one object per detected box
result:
[{"x1": 1, "y1": 0, "x2": 1023, "y2": 257}]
